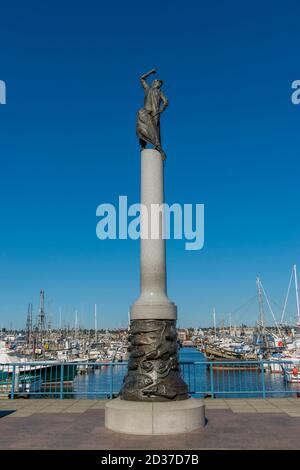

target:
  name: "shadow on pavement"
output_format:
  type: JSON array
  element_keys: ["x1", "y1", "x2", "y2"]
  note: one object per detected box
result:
[{"x1": 0, "y1": 410, "x2": 16, "y2": 418}]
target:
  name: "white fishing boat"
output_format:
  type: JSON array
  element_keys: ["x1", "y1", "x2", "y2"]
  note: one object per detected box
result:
[
  {"x1": 266, "y1": 353, "x2": 300, "y2": 374},
  {"x1": 282, "y1": 362, "x2": 300, "y2": 383}
]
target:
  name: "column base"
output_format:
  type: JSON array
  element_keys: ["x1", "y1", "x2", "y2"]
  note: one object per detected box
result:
[
  {"x1": 120, "y1": 319, "x2": 188, "y2": 401},
  {"x1": 105, "y1": 397, "x2": 205, "y2": 435},
  {"x1": 130, "y1": 301, "x2": 177, "y2": 320}
]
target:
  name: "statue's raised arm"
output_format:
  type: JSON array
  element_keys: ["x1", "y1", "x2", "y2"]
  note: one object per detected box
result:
[
  {"x1": 136, "y1": 69, "x2": 168, "y2": 160},
  {"x1": 140, "y1": 69, "x2": 156, "y2": 90}
]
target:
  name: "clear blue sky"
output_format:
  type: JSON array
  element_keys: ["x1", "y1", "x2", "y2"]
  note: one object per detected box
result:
[{"x1": 1, "y1": 0, "x2": 300, "y2": 329}]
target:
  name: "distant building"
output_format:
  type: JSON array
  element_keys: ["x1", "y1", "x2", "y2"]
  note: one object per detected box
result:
[{"x1": 177, "y1": 329, "x2": 189, "y2": 343}]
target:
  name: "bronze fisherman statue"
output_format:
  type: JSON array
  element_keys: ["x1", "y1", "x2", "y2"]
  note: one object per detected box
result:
[{"x1": 136, "y1": 69, "x2": 168, "y2": 160}]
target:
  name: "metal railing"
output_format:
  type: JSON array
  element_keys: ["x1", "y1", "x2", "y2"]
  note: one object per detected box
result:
[{"x1": 0, "y1": 359, "x2": 300, "y2": 400}]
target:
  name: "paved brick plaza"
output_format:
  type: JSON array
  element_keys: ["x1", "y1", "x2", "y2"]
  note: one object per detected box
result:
[{"x1": 0, "y1": 398, "x2": 300, "y2": 450}]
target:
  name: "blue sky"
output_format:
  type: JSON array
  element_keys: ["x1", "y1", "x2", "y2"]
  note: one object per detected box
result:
[{"x1": 1, "y1": 0, "x2": 300, "y2": 329}]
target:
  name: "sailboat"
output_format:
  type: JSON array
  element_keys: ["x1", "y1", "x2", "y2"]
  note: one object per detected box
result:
[{"x1": 263, "y1": 265, "x2": 300, "y2": 375}]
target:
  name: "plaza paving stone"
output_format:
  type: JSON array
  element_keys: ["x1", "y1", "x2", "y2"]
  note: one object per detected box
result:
[{"x1": 0, "y1": 398, "x2": 300, "y2": 449}]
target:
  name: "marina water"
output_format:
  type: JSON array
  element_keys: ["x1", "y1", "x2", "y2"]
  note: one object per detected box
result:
[{"x1": 70, "y1": 348, "x2": 298, "y2": 399}]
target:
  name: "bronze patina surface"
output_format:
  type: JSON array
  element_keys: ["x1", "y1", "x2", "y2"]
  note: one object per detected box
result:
[
  {"x1": 120, "y1": 319, "x2": 188, "y2": 401},
  {"x1": 136, "y1": 69, "x2": 168, "y2": 160}
]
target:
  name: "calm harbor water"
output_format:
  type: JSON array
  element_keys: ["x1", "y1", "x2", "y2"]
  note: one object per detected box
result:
[{"x1": 70, "y1": 347, "x2": 300, "y2": 399}]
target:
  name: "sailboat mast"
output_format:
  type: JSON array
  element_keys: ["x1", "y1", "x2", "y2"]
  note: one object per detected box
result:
[
  {"x1": 294, "y1": 265, "x2": 300, "y2": 325},
  {"x1": 26, "y1": 303, "x2": 33, "y2": 347},
  {"x1": 281, "y1": 266, "x2": 294, "y2": 325},
  {"x1": 256, "y1": 277, "x2": 265, "y2": 332},
  {"x1": 213, "y1": 307, "x2": 217, "y2": 337},
  {"x1": 94, "y1": 304, "x2": 97, "y2": 343},
  {"x1": 38, "y1": 289, "x2": 46, "y2": 334},
  {"x1": 75, "y1": 310, "x2": 78, "y2": 338}
]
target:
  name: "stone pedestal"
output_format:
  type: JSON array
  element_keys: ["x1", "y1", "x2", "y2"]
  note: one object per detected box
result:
[{"x1": 105, "y1": 397, "x2": 205, "y2": 435}]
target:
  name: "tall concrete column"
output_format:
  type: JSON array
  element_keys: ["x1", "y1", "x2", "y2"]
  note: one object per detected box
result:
[{"x1": 131, "y1": 149, "x2": 176, "y2": 320}]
